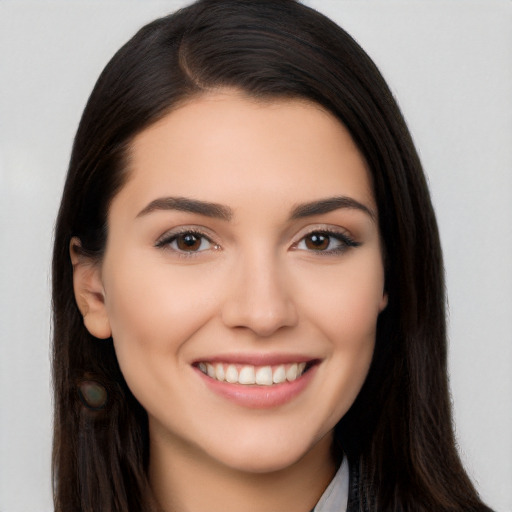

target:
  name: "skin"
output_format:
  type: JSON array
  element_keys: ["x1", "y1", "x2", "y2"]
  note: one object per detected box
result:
[{"x1": 72, "y1": 90, "x2": 387, "y2": 512}]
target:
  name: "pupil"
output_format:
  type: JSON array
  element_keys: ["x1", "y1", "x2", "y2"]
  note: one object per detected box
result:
[
  {"x1": 307, "y1": 234, "x2": 329, "y2": 250},
  {"x1": 178, "y1": 234, "x2": 200, "y2": 250}
]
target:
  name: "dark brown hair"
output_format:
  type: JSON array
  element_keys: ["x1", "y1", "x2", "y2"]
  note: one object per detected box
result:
[{"x1": 52, "y1": 1, "x2": 491, "y2": 510}]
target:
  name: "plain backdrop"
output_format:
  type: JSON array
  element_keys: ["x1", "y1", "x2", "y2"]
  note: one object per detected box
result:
[{"x1": 0, "y1": 1, "x2": 511, "y2": 511}]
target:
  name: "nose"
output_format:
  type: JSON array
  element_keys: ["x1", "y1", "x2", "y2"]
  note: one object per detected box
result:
[{"x1": 221, "y1": 252, "x2": 298, "y2": 337}]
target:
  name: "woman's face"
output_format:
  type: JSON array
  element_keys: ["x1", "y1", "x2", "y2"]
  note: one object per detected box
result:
[{"x1": 78, "y1": 90, "x2": 387, "y2": 473}]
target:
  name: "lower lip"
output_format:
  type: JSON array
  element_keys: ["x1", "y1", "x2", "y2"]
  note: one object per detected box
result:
[{"x1": 194, "y1": 365, "x2": 317, "y2": 409}]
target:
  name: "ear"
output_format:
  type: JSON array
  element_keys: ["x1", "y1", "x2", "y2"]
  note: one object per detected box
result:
[
  {"x1": 379, "y1": 291, "x2": 388, "y2": 312},
  {"x1": 70, "y1": 237, "x2": 112, "y2": 339}
]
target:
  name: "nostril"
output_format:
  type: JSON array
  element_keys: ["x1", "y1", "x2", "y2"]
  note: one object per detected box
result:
[
  {"x1": 221, "y1": 297, "x2": 298, "y2": 336},
  {"x1": 219, "y1": 261, "x2": 299, "y2": 335}
]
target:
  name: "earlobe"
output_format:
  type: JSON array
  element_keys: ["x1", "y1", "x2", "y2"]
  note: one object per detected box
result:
[
  {"x1": 379, "y1": 291, "x2": 388, "y2": 312},
  {"x1": 70, "y1": 238, "x2": 112, "y2": 339}
]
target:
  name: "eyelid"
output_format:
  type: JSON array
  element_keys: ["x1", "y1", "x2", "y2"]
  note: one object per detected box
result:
[
  {"x1": 290, "y1": 224, "x2": 361, "y2": 254},
  {"x1": 291, "y1": 224, "x2": 355, "y2": 243},
  {"x1": 154, "y1": 226, "x2": 220, "y2": 254}
]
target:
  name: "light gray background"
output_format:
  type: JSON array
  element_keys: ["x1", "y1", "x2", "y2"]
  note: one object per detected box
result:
[{"x1": 1, "y1": 1, "x2": 511, "y2": 511}]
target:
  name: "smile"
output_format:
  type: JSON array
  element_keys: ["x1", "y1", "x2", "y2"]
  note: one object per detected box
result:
[
  {"x1": 193, "y1": 357, "x2": 319, "y2": 408},
  {"x1": 197, "y1": 362, "x2": 308, "y2": 386}
]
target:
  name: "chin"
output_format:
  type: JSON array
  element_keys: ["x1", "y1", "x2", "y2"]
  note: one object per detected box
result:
[
  {"x1": 220, "y1": 447, "x2": 309, "y2": 474},
  {"x1": 204, "y1": 428, "x2": 331, "y2": 475}
]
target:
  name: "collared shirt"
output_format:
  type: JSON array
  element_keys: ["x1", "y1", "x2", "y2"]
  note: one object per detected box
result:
[{"x1": 312, "y1": 456, "x2": 349, "y2": 512}]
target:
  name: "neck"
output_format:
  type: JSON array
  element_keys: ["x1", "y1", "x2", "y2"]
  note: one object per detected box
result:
[{"x1": 148, "y1": 426, "x2": 337, "y2": 512}]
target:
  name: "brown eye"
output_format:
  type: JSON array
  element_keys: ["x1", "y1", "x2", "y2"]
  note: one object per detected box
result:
[
  {"x1": 304, "y1": 233, "x2": 330, "y2": 251},
  {"x1": 295, "y1": 230, "x2": 360, "y2": 255},
  {"x1": 176, "y1": 233, "x2": 203, "y2": 251},
  {"x1": 156, "y1": 231, "x2": 215, "y2": 253}
]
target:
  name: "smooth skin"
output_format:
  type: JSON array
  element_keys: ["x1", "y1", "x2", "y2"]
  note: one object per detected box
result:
[{"x1": 71, "y1": 90, "x2": 387, "y2": 512}]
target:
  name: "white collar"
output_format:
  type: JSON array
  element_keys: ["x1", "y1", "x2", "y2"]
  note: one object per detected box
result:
[{"x1": 313, "y1": 456, "x2": 349, "y2": 512}]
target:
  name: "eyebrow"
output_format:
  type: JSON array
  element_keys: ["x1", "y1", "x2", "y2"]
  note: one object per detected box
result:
[
  {"x1": 290, "y1": 196, "x2": 376, "y2": 222},
  {"x1": 136, "y1": 195, "x2": 375, "y2": 223},
  {"x1": 136, "y1": 197, "x2": 233, "y2": 221}
]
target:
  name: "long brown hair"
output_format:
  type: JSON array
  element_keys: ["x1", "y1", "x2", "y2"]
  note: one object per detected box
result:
[{"x1": 52, "y1": 1, "x2": 491, "y2": 510}]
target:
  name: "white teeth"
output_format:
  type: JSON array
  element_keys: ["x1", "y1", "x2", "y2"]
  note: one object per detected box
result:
[
  {"x1": 238, "y1": 366, "x2": 256, "y2": 384},
  {"x1": 272, "y1": 365, "x2": 286, "y2": 384},
  {"x1": 215, "y1": 363, "x2": 225, "y2": 381},
  {"x1": 286, "y1": 363, "x2": 298, "y2": 381},
  {"x1": 206, "y1": 363, "x2": 216, "y2": 378},
  {"x1": 225, "y1": 364, "x2": 238, "y2": 383},
  {"x1": 198, "y1": 361, "x2": 309, "y2": 385},
  {"x1": 255, "y1": 366, "x2": 273, "y2": 386}
]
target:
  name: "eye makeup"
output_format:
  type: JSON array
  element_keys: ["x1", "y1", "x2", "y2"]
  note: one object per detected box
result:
[
  {"x1": 155, "y1": 227, "x2": 220, "y2": 257},
  {"x1": 154, "y1": 223, "x2": 361, "y2": 259},
  {"x1": 293, "y1": 228, "x2": 361, "y2": 255}
]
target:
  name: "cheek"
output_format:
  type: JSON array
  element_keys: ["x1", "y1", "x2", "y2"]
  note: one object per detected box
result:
[
  {"x1": 302, "y1": 252, "x2": 385, "y2": 344},
  {"x1": 298, "y1": 253, "x2": 384, "y2": 414},
  {"x1": 101, "y1": 254, "x2": 220, "y2": 383}
]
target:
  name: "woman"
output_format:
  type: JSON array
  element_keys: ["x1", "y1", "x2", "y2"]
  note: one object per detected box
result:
[{"x1": 52, "y1": 0, "x2": 493, "y2": 510}]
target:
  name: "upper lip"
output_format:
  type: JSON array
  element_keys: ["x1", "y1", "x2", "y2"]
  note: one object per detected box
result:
[{"x1": 192, "y1": 353, "x2": 319, "y2": 366}]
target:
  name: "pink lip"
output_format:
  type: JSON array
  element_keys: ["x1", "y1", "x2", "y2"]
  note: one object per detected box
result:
[{"x1": 193, "y1": 363, "x2": 318, "y2": 409}]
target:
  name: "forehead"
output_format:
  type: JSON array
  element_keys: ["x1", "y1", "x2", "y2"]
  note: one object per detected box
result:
[{"x1": 116, "y1": 90, "x2": 375, "y2": 217}]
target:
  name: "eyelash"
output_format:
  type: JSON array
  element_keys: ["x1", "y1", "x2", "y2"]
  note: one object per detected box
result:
[
  {"x1": 155, "y1": 228, "x2": 360, "y2": 257},
  {"x1": 292, "y1": 228, "x2": 361, "y2": 255},
  {"x1": 155, "y1": 229, "x2": 218, "y2": 257}
]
